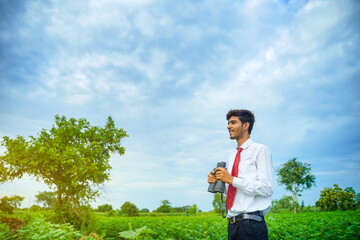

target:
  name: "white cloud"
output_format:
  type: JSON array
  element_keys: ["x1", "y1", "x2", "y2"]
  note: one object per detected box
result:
[
  {"x1": 314, "y1": 170, "x2": 347, "y2": 176},
  {"x1": 134, "y1": 10, "x2": 156, "y2": 36},
  {"x1": 122, "y1": 179, "x2": 191, "y2": 190}
]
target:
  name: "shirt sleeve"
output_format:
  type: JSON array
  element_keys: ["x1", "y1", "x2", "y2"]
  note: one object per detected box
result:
[{"x1": 232, "y1": 145, "x2": 273, "y2": 196}]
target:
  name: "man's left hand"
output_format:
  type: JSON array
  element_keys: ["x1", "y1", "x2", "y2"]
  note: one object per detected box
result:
[{"x1": 215, "y1": 167, "x2": 233, "y2": 184}]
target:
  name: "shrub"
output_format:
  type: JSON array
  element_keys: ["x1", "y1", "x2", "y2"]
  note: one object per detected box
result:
[
  {"x1": 0, "y1": 195, "x2": 24, "y2": 214},
  {"x1": 97, "y1": 204, "x2": 113, "y2": 212},
  {"x1": 0, "y1": 216, "x2": 25, "y2": 234},
  {"x1": 45, "y1": 203, "x2": 96, "y2": 232},
  {"x1": 0, "y1": 223, "x2": 13, "y2": 240},
  {"x1": 121, "y1": 202, "x2": 139, "y2": 217},
  {"x1": 16, "y1": 218, "x2": 82, "y2": 240}
]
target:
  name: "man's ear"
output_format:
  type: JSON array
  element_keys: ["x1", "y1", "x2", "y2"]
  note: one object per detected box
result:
[{"x1": 243, "y1": 122, "x2": 250, "y2": 131}]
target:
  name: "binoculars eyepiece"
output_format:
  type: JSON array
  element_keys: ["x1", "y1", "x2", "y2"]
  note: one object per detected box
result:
[{"x1": 208, "y1": 161, "x2": 226, "y2": 193}]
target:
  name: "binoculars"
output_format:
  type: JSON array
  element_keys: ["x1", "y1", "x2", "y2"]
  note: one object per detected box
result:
[{"x1": 208, "y1": 162, "x2": 227, "y2": 193}]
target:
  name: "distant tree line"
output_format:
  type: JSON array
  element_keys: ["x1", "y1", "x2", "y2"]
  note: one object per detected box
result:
[
  {"x1": 270, "y1": 158, "x2": 358, "y2": 213},
  {"x1": 211, "y1": 157, "x2": 359, "y2": 214},
  {"x1": 94, "y1": 200, "x2": 200, "y2": 217}
]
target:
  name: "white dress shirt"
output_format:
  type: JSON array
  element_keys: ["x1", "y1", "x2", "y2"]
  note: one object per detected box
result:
[{"x1": 226, "y1": 138, "x2": 273, "y2": 217}]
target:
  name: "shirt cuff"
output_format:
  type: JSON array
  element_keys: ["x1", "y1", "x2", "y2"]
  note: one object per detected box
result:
[{"x1": 232, "y1": 177, "x2": 243, "y2": 189}]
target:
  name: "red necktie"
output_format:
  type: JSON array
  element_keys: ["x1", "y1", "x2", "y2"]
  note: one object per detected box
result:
[{"x1": 226, "y1": 147, "x2": 243, "y2": 210}]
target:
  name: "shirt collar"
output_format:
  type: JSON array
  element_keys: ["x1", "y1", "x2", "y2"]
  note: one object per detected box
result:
[{"x1": 238, "y1": 138, "x2": 253, "y2": 150}]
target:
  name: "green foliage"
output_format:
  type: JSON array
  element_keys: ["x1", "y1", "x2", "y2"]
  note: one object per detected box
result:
[
  {"x1": 172, "y1": 205, "x2": 191, "y2": 213},
  {"x1": 189, "y1": 204, "x2": 198, "y2": 215},
  {"x1": 155, "y1": 200, "x2": 172, "y2": 213},
  {"x1": 316, "y1": 184, "x2": 359, "y2": 211},
  {"x1": 97, "y1": 204, "x2": 113, "y2": 212},
  {"x1": 0, "y1": 223, "x2": 12, "y2": 240},
  {"x1": 121, "y1": 202, "x2": 139, "y2": 216},
  {"x1": 0, "y1": 195, "x2": 24, "y2": 214},
  {"x1": 35, "y1": 191, "x2": 56, "y2": 209},
  {"x1": 79, "y1": 231, "x2": 106, "y2": 240},
  {"x1": 1, "y1": 115, "x2": 128, "y2": 206},
  {"x1": 272, "y1": 195, "x2": 299, "y2": 213},
  {"x1": 45, "y1": 203, "x2": 96, "y2": 231},
  {"x1": 95, "y1": 211, "x2": 360, "y2": 240},
  {"x1": 0, "y1": 216, "x2": 25, "y2": 234},
  {"x1": 0, "y1": 115, "x2": 128, "y2": 227},
  {"x1": 119, "y1": 223, "x2": 156, "y2": 239},
  {"x1": 140, "y1": 208, "x2": 150, "y2": 213},
  {"x1": 3, "y1": 210, "x2": 360, "y2": 239},
  {"x1": 212, "y1": 193, "x2": 223, "y2": 214},
  {"x1": 267, "y1": 210, "x2": 360, "y2": 239},
  {"x1": 277, "y1": 158, "x2": 316, "y2": 213},
  {"x1": 16, "y1": 218, "x2": 82, "y2": 240},
  {"x1": 106, "y1": 210, "x2": 117, "y2": 217},
  {"x1": 30, "y1": 205, "x2": 43, "y2": 212}
]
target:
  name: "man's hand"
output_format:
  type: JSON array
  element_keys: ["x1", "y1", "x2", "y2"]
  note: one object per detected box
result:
[
  {"x1": 215, "y1": 167, "x2": 233, "y2": 184},
  {"x1": 207, "y1": 171, "x2": 216, "y2": 184}
]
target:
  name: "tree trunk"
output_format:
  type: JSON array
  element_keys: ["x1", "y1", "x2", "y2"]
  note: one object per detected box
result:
[{"x1": 292, "y1": 194, "x2": 297, "y2": 213}]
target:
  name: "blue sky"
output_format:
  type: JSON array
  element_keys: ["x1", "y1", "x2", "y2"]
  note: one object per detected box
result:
[{"x1": 0, "y1": 0, "x2": 359, "y2": 212}]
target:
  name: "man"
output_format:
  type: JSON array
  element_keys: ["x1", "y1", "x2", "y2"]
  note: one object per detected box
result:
[{"x1": 208, "y1": 109, "x2": 273, "y2": 240}]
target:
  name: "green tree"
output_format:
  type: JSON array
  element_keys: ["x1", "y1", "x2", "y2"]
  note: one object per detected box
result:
[
  {"x1": 212, "y1": 193, "x2": 223, "y2": 214},
  {"x1": 0, "y1": 195, "x2": 24, "y2": 214},
  {"x1": 300, "y1": 200, "x2": 305, "y2": 212},
  {"x1": 30, "y1": 204, "x2": 43, "y2": 212},
  {"x1": 35, "y1": 191, "x2": 56, "y2": 209},
  {"x1": 140, "y1": 208, "x2": 150, "y2": 213},
  {"x1": 189, "y1": 204, "x2": 199, "y2": 215},
  {"x1": 121, "y1": 201, "x2": 139, "y2": 216},
  {"x1": 277, "y1": 195, "x2": 293, "y2": 210},
  {"x1": 316, "y1": 184, "x2": 358, "y2": 211},
  {"x1": 0, "y1": 115, "x2": 128, "y2": 226},
  {"x1": 277, "y1": 158, "x2": 316, "y2": 213},
  {"x1": 156, "y1": 200, "x2": 172, "y2": 213},
  {"x1": 97, "y1": 204, "x2": 113, "y2": 212}
]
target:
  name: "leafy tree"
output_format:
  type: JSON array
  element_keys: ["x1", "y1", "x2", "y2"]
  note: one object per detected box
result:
[
  {"x1": 121, "y1": 201, "x2": 139, "y2": 216},
  {"x1": 97, "y1": 204, "x2": 113, "y2": 212},
  {"x1": 156, "y1": 200, "x2": 172, "y2": 213},
  {"x1": 212, "y1": 193, "x2": 224, "y2": 214},
  {"x1": 300, "y1": 200, "x2": 305, "y2": 212},
  {"x1": 273, "y1": 195, "x2": 299, "y2": 212},
  {"x1": 0, "y1": 115, "x2": 128, "y2": 226},
  {"x1": 0, "y1": 195, "x2": 24, "y2": 214},
  {"x1": 140, "y1": 208, "x2": 150, "y2": 213},
  {"x1": 316, "y1": 184, "x2": 358, "y2": 211},
  {"x1": 35, "y1": 191, "x2": 56, "y2": 209},
  {"x1": 172, "y1": 206, "x2": 191, "y2": 212},
  {"x1": 30, "y1": 204, "x2": 43, "y2": 212},
  {"x1": 189, "y1": 204, "x2": 199, "y2": 215},
  {"x1": 278, "y1": 195, "x2": 294, "y2": 210},
  {"x1": 277, "y1": 158, "x2": 316, "y2": 213}
]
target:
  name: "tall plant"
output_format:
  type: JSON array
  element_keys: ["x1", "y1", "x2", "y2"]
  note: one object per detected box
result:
[
  {"x1": 0, "y1": 115, "x2": 128, "y2": 227},
  {"x1": 277, "y1": 158, "x2": 316, "y2": 213}
]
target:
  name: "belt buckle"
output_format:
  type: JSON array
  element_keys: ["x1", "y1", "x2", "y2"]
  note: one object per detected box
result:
[{"x1": 229, "y1": 216, "x2": 236, "y2": 224}]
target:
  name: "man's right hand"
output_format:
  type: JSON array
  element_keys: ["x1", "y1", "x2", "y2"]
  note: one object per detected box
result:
[{"x1": 208, "y1": 171, "x2": 216, "y2": 184}]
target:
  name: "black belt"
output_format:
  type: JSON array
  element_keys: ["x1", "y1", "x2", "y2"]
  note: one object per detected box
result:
[{"x1": 228, "y1": 211, "x2": 263, "y2": 224}]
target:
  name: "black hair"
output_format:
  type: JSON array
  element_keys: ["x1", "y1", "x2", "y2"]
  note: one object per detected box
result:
[{"x1": 226, "y1": 109, "x2": 255, "y2": 135}]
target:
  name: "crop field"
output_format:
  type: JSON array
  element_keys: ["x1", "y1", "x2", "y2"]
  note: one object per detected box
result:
[
  {"x1": 95, "y1": 211, "x2": 360, "y2": 239},
  {"x1": 1, "y1": 210, "x2": 359, "y2": 239}
]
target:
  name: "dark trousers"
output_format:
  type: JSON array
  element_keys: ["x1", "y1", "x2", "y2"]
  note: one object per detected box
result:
[{"x1": 228, "y1": 215, "x2": 268, "y2": 240}]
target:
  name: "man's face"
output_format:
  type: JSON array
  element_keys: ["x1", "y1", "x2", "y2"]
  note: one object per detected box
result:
[{"x1": 227, "y1": 116, "x2": 247, "y2": 140}]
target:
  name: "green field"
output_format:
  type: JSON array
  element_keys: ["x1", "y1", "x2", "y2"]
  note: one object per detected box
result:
[{"x1": 1, "y1": 210, "x2": 360, "y2": 239}]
